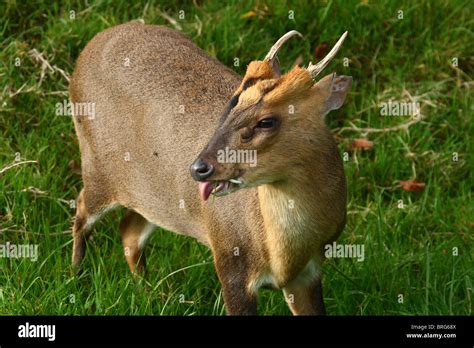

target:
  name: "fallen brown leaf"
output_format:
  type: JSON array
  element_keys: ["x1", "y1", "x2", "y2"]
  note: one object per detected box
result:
[
  {"x1": 350, "y1": 138, "x2": 374, "y2": 150},
  {"x1": 398, "y1": 180, "x2": 426, "y2": 192}
]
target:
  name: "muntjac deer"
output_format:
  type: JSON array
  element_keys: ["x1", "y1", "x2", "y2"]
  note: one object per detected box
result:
[{"x1": 70, "y1": 22, "x2": 351, "y2": 315}]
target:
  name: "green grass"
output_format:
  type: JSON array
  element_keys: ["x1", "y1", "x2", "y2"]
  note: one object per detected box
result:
[{"x1": 0, "y1": 0, "x2": 472, "y2": 315}]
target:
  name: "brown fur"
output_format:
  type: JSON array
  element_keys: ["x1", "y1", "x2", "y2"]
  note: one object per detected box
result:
[{"x1": 70, "y1": 22, "x2": 351, "y2": 315}]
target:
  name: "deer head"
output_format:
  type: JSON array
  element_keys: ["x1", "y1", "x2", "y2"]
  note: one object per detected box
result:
[{"x1": 190, "y1": 31, "x2": 352, "y2": 201}]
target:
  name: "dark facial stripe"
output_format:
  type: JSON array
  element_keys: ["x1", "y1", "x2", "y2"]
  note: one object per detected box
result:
[
  {"x1": 218, "y1": 93, "x2": 240, "y2": 125},
  {"x1": 228, "y1": 94, "x2": 240, "y2": 109},
  {"x1": 242, "y1": 77, "x2": 258, "y2": 91},
  {"x1": 217, "y1": 75, "x2": 275, "y2": 126},
  {"x1": 218, "y1": 78, "x2": 260, "y2": 125}
]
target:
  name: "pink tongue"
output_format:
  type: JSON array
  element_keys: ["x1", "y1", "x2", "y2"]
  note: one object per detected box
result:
[{"x1": 198, "y1": 181, "x2": 213, "y2": 201}]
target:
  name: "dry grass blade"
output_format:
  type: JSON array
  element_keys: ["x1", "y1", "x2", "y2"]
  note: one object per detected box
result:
[
  {"x1": 29, "y1": 49, "x2": 70, "y2": 83},
  {"x1": 156, "y1": 8, "x2": 182, "y2": 31},
  {"x1": 336, "y1": 118, "x2": 422, "y2": 135},
  {"x1": 0, "y1": 160, "x2": 38, "y2": 175}
]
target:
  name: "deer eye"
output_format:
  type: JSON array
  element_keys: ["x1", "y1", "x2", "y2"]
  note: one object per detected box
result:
[{"x1": 256, "y1": 117, "x2": 277, "y2": 129}]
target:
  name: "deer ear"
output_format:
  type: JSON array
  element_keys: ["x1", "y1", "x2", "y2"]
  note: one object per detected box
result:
[{"x1": 312, "y1": 73, "x2": 352, "y2": 115}]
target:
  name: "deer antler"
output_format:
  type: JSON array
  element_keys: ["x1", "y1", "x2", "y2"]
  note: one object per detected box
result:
[
  {"x1": 307, "y1": 31, "x2": 348, "y2": 79},
  {"x1": 264, "y1": 30, "x2": 303, "y2": 77},
  {"x1": 264, "y1": 30, "x2": 304, "y2": 61}
]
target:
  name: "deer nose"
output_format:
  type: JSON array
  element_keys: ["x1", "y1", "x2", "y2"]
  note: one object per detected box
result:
[{"x1": 190, "y1": 158, "x2": 215, "y2": 181}]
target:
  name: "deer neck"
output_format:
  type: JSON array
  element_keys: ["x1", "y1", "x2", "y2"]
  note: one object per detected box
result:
[
  {"x1": 258, "y1": 170, "x2": 321, "y2": 244},
  {"x1": 256, "y1": 143, "x2": 345, "y2": 285}
]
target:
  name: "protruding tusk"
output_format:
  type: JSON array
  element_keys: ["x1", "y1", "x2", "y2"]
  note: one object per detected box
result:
[
  {"x1": 307, "y1": 31, "x2": 348, "y2": 79},
  {"x1": 229, "y1": 178, "x2": 242, "y2": 185},
  {"x1": 264, "y1": 30, "x2": 304, "y2": 62}
]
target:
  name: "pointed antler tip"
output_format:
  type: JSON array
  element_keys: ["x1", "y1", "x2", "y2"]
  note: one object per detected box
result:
[
  {"x1": 264, "y1": 30, "x2": 304, "y2": 61},
  {"x1": 306, "y1": 31, "x2": 349, "y2": 79}
]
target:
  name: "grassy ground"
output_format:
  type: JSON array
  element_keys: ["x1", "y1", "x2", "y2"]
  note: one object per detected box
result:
[{"x1": 0, "y1": 0, "x2": 472, "y2": 315}]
